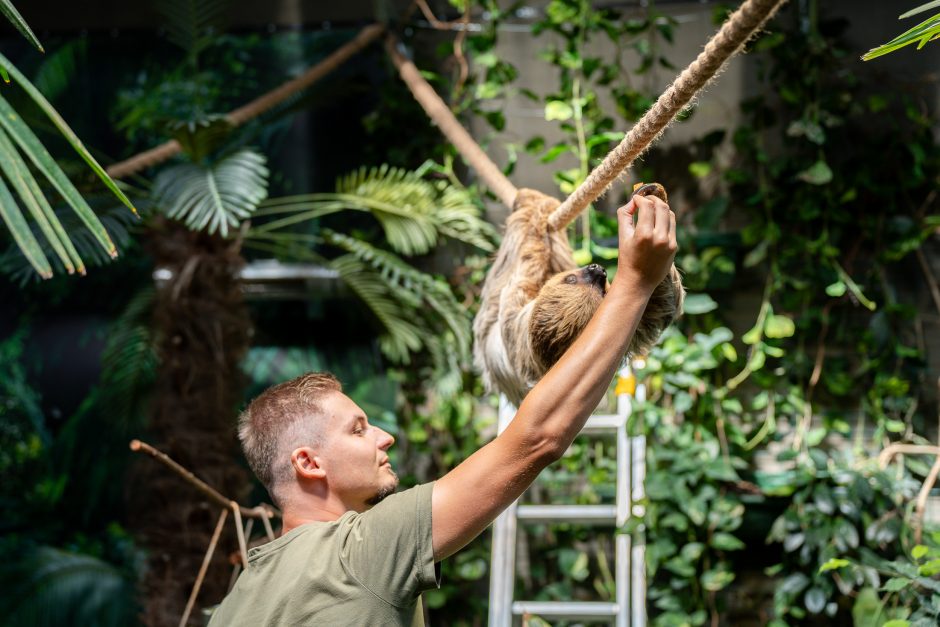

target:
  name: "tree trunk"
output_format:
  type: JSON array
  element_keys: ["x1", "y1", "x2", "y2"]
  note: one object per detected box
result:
[{"x1": 131, "y1": 218, "x2": 252, "y2": 627}]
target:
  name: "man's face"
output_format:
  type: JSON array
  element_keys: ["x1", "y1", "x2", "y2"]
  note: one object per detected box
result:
[{"x1": 317, "y1": 391, "x2": 399, "y2": 511}]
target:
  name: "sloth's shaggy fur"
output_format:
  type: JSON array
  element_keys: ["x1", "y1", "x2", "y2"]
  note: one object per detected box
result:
[{"x1": 473, "y1": 186, "x2": 685, "y2": 407}]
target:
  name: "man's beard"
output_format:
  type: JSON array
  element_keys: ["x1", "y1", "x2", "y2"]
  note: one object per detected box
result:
[{"x1": 365, "y1": 472, "x2": 399, "y2": 506}]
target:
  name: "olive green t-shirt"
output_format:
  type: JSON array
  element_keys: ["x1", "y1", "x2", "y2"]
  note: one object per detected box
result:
[{"x1": 207, "y1": 483, "x2": 439, "y2": 626}]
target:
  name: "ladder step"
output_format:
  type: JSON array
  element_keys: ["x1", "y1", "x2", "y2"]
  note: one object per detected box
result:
[
  {"x1": 512, "y1": 601, "x2": 619, "y2": 619},
  {"x1": 581, "y1": 414, "x2": 624, "y2": 433},
  {"x1": 516, "y1": 504, "x2": 616, "y2": 525}
]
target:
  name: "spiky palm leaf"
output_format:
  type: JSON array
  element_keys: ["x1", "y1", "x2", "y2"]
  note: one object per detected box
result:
[
  {"x1": 0, "y1": 546, "x2": 137, "y2": 627},
  {"x1": 0, "y1": 50, "x2": 137, "y2": 278},
  {"x1": 863, "y1": 1, "x2": 940, "y2": 60},
  {"x1": 1, "y1": 201, "x2": 141, "y2": 284},
  {"x1": 153, "y1": 148, "x2": 269, "y2": 237},
  {"x1": 0, "y1": 0, "x2": 43, "y2": 55},
  {"x1": 254, "y1": 164, "x2": 497, "y2": 256}
]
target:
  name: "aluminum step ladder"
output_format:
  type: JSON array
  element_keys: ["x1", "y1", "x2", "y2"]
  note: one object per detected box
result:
[{"x1": 487, "y1": 368, "x2": 647, "y2": 627}]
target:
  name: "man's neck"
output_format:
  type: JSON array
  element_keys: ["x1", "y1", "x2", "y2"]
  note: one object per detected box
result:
[{"x1": 280, "y1": 496, "x2": 369, "y2": 535}]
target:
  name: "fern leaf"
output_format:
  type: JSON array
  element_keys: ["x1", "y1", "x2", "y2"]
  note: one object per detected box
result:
[{"x1": 153, "y1": 148, "x2": 268, "y2": 237}]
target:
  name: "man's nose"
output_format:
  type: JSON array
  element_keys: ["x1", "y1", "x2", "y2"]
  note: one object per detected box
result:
[{"x1": 376, "y1": 427, "x2": 395, "y2": 450}]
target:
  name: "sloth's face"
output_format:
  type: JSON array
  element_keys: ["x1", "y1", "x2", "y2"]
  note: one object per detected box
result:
[
  {"x1": 559, "y1": 263, "x2": 608, "y2": 294},
  {"x1": 528, "y1": 264, "x2": 608, "y2": 370}
]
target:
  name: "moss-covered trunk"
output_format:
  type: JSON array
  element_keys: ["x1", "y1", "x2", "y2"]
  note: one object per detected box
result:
[{"x1": 132, "y1": 218, "x2": 251, "y2": 626}]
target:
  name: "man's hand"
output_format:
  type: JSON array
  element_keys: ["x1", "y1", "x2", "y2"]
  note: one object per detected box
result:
[{"x1": 615, "y1": 194, "x2": 677, "y2": 292}]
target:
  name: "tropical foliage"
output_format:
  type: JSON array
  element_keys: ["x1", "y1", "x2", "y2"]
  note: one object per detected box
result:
[
  {"x1": 1, "y1": 1, "x2": 938, "y2": 626},
  {"x1": 0, "y1": 4, "x2": 136, "y2": 278}
]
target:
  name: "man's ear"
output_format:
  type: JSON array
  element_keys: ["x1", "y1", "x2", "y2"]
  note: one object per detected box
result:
[{"x1": 291, "y1": 446, "x2": 326, "y2": 480}]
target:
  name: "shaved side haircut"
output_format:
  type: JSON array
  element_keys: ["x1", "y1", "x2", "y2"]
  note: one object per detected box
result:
[{"x1": 238, "y1": 372, "x2": 342, "y2": 505}]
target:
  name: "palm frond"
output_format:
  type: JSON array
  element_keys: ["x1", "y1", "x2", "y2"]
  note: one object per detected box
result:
[
  {"x1": 154, "y1": 0, "x2": 229, "y2": 59},
  {"x1": 0, "y1": 0, "x2": 43, "y2": 53},
  {"x1": 153, "y1": 147, "x2": 269, "y2": 237},
  {"x1": 863, "y1": 8, "x2": 940, "y2": 60},
  {"x1": 0, "y1": 53, "x2": 137, "y2": 219},
  {"x1": 330, "y1": 255, "x2": 424, "y2": 363},
  {"x1": 324, "y1": 229, "x2": 472, "y2": 365},
  {"x1": 0, "y1": 546, "x2": 137, "y2": 627},
  {"x1": 1, "y1": 201, "x2": 141, "y2": 284},
  {"x1": 256, "y1": 165, "x2": 497, "y2": 255}
]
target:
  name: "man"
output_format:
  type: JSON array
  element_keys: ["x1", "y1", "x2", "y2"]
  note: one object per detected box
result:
[{"x1": 208, "y1": 192, "x2": 677, "y2": 625}]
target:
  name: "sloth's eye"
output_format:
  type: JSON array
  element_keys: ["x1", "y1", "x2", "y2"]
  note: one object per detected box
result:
[{"x1": 564, "y1": 274, "x2": 577, "y2": 284}]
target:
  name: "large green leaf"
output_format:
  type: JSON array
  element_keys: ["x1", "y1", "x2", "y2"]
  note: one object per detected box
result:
[
  {"x1": 0, "y1": 123, "x2": 81, "y2": 274},
  {"x1": 0, "y1": 0, "x2": 43, "y2": 53},
  {"x1": 152, "y1": 148, "x2": 269, "y2": 236},
  {"x1": 0, "y1": 98, "x2": 117, "y2": 264},
  {"x1": 0, "y1": 54, "x2": 137, "y2": 216},
  {"x1": 862, "y1": 9, "x2": 940, "y2": 60},
  {"x1": 0, "y1": 546, "x2": 137, "y2": 627},
  {"x1": 0, "y1": 175, "x2": 50, "y2": 277},
  {"x1": 254, "y1": 164, "x2": 497, "y2": 255}
]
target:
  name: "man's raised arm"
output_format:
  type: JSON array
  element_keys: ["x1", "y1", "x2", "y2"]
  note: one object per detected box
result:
[{"x1": 431, "y1": 193, "x2": 677, "y2": 561}]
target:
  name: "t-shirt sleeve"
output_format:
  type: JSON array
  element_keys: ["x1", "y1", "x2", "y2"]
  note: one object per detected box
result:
[{"x1": 340, "y1": 482, "x2": 440, "y2": 608}]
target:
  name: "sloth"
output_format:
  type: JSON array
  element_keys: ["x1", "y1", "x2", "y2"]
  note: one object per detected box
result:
[{"x1": 473, "y1": 184, "x2": 685, "y2": 407}]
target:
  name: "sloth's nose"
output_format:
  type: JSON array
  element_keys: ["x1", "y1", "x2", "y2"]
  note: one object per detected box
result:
[{"x1": 586, "y1": 263, "x2": 606, "y2": 278}]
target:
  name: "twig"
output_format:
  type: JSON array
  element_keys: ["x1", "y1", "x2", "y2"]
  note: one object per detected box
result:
[
  {"x1": 129, "y1": 439, "x2": 278, "y2": 520},
  {"x1": 232, "y1": 501, "x2": 249, "y2": 568},
  {"x1": 107, "y1": 24, "x2": 386, "y2": 179},
  {"x1": 914, "y1": 456, "x2": 940, "y2": 544},
  {"x1": 179, "y1": 508, "x2": 228, "y2": 627},
  {"x1": 386, "y1": 35, "x2": 518, "y2": 208},
  {"x1": 916, "y1": 247, "x2": 940, "y2": 317}
]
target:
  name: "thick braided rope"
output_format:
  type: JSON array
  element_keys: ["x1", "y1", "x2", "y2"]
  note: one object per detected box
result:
[
  {"x1": 547, "y1": 0, "x2": 787, "y2": 231},
  {"x1": 386, "y1": 36, "x2": 519, "y2": 209},
  {"x1": 107, "y1": 24, "x2": 385, "y2": 180}
]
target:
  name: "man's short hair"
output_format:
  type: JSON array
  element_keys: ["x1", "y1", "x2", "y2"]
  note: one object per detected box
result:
[{"x1": 238, "y1": 372, "x2": 342, "y2": 505}]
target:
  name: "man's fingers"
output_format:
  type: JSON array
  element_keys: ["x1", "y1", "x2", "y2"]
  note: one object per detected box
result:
[
  {"x1": 669, "y1": 208, "x2": 677, "y2": 249},
  {"x1": 617, "y1": 199, "x2": 637, "y2": 239},
  {"x1": 652, "y1": 198, "x2": 670, "y2": 239},
  {"x1": 636, "y1": 195, "x2": 655, "y2": 233}
]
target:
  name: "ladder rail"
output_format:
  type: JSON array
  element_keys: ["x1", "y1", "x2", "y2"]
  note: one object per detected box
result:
[{"x1": 488, "y1": 369, "x2": 647, "y2": 627}]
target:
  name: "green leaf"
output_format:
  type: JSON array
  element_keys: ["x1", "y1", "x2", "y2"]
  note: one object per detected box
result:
[
  {"x1": 826, "y1": 281, "x2": 847, "y2": 297},
  {"x1": 545, "y1": 100, "x2": 574, "y2": 121},
  {"x1": 0, "y1": 545, "x2": 137, "y2": 626},
  {"x1": 572, "y1": 248, "x2": 592, "y2": 266},
  {"x1": 742, "y1": 322, "x2": 762, "y2": 345},
  {"x1": 153, "y1": 148, "x2": 269, "y2": 237},
  {"x1": 0, "y1": 169, "x2": 51, "y2": 277},
  {"x1": 0, "y1": 0, "x2": 44, "y2": 52},
  {"x1": 901, "y1": 1, "x2": 940, "y2": 19},
  {"x1": 683, "y1": 293, "x2": 718, "y2": 315},
  {"x1": 912, "y1": 545, "x2": 929, "y2": 559},
  {"x1": 819, "y1": 558, "x2": 850, "y2": 573},
  {"x1": 797, "y1": 160, "x2": 834, "y2": 185},
  {"x1": 862, "y1": 12, "x2": 940, "y2": 60},
  {"x1": 688, "y1": 161, "x2": 711, "y2": 178},
  {"x1": 0, "y1": 124, "x2": 79, "y2": 274},
  {"x1": 0, "y1": 53, "x2": 137, "y2": 218},
  {"x1": 882, "y1": 621, "x2": 910, "y2": 627},
  {"x1": 805, "y1": 587, "x2": 826, "y2": 614},
  {"x1": 711, "y1": 532, "x2": 745, "y2": 551},
  {"x1": 882, "y1": 577, "x2": 909, "y2": 592},
  {"x1": 764, "y1": 314, "x2": 795, "y2": 338},
  {"x1": 0, "y1": 94, "x2": 118, "y2": 268},
  {"x1": 701, "y1": 568, "x2": 735, "y2": 591}
]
